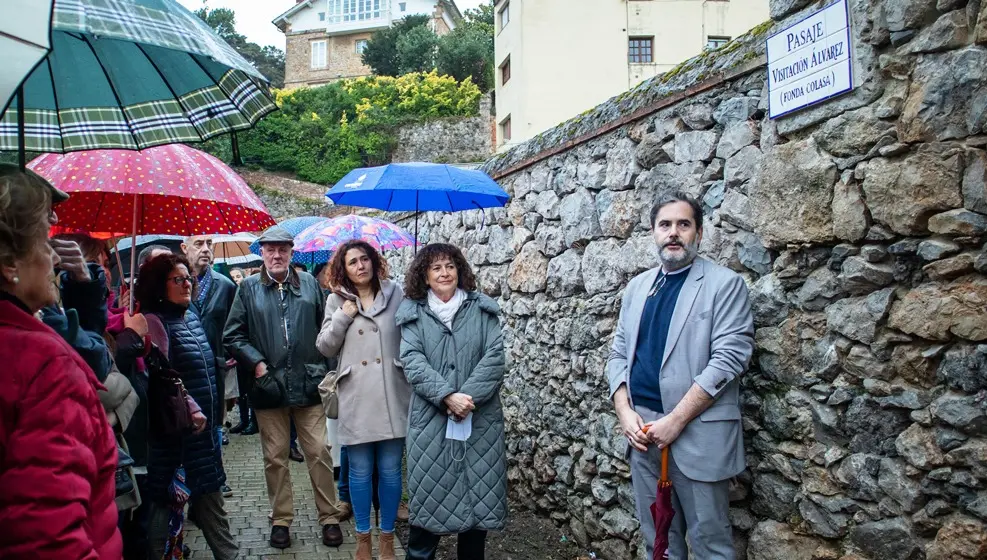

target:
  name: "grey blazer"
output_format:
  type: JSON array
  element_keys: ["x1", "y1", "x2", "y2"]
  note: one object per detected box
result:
[{"x1": 606, "y1": 256, "x2": 755, "y2": 482}]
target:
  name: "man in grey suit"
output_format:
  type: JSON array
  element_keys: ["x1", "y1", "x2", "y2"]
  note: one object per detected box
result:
[{"x1": 607, "y1": 191, "x2": 755, "y2": 559}]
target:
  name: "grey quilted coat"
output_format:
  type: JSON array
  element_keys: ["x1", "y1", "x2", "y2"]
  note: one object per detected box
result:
[{"x1": 395, "y1": 291, "x2": 507, "y2": 534}]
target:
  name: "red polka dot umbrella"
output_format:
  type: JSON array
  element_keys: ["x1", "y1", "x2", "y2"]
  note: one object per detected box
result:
[
  {"x1": 28, "y1": 143, "x2": 276, "y2": 309},
  {"x1": 29, "y1": 144, "x2": 275, "y2": 237}
]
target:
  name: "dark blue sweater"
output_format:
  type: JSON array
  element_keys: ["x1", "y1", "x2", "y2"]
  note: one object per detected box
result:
[{"x1": 629, "y1": 268, "x2": 690, "y2": 413}]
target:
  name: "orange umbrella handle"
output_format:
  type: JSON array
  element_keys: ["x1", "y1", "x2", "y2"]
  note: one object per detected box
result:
[{"x1": 641, "y1": 424, "x2": 671, "y2": 483}]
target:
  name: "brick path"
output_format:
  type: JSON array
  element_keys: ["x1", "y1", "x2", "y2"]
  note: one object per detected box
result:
[{"x1": 186, "y1": 431, "x2": 406, "y2": 559}]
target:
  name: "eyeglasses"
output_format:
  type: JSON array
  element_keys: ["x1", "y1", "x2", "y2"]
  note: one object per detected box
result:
[
  {"x1": 647, "y1": 272, "x2": 667, "y2": 298},
  {"x1": 167, "y1": 275, "x2": 194, "y2": 286}
]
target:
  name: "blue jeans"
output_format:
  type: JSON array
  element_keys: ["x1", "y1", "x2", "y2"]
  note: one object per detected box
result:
[
  {"x1": 348, "y1": 438, "x2": 403, "y2": 533},
  {"x1": 338, "y1": 445, "x2": 350, "y2": 503},
  {"x1": 290, "y1": 419, "x2": 298, "y2": 451}
]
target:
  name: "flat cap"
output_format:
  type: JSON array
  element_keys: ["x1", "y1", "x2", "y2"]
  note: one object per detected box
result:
[{"x1": 257, "y1": 226, "x2": 294, "y2": 245}]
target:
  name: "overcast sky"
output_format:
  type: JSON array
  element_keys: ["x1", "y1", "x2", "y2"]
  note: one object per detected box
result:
[{"x1": 177, "y1": 0, "x2": 488, "y2": 49}]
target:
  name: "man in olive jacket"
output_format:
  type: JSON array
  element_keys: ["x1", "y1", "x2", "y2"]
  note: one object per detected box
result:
[{"x1": 223, "y1": 227, "x2": 343, "y2": 550}]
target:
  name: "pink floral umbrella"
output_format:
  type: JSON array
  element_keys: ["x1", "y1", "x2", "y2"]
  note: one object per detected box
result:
[
  {"x1": 294, "y1": 214, "x2": 417, "y2": 260},
  {"x1": 29, "y1": 144, "x2": 276, "y2": 310}
]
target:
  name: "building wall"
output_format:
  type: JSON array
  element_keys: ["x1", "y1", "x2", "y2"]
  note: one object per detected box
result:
[
  {"x1": 287, "y1": 0, "x2": 329, "y2": 33},
  {"x1": 495, "y1": 0, "x2": 770, "y2": 149},
  {"x1": 387, "y1": 2, "x2": 987, "y2": 558}
]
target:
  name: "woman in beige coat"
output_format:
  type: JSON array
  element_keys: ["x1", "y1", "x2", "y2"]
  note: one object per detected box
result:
[{"x1": 316, "y1": 240, "x2": 410, "y2": 560}]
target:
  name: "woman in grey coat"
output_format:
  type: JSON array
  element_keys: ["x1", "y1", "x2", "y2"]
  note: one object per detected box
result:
[
  {"x1": 316, "y1": 240, "x2": 409, "y2": 560},
  {"x1": 395, "y1": 243, "x2": 506, "y2": 560}
]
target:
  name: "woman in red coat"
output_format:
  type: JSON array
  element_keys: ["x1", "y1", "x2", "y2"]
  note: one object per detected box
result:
[{"x1": 0, "y1": 165, "x2": 123, "y2": 559}]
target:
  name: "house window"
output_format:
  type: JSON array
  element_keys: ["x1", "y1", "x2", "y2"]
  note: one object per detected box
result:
[
  {"x1": 498, "y1": 2, "x2": 510, "y2": 29},
  {"x1": 500, "y1": 57, "x2": 511, "y2": 85},
  {"x1": 318, "y1": 11, "x2": 326, "y2": 21},
  {"x1": 327, "y1": 0, "x2": 382, "y2": 23},
  {"x1": 628, "y1": 37, "x2": 654, "y2": 63},
  {"x1": 311, "y1": 40, "x2": 327, "y2": 68},
  {"x1": 356, "y1": 39, "x2": 369, "y2": 54},
  {"x1": 399, "y1": 2, "x2": 406, "y2": 11},
  {"x1": 500, "y1": 115, "x2": 511, "y2": 143},
  {"x1": 707, "y1": 35, "x2": 731, "y2": 50}
]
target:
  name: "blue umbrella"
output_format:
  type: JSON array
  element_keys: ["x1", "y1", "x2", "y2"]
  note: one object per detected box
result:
[
  {"x1": 325, "y1": 163, "x2": 510, "y2": 247},
  {"x1": 249, "y1": 216, "x2": 331, "y2": 267}
]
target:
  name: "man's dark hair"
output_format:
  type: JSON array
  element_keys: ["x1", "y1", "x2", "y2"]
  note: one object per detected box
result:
[
  {"x1": 404, "y1": 243, "x2": 477, "y2": 301},
  {"x1": 649, "y1": 191, "x2": 704, "y2": 230},
  {"x1": 313, "y1": 262, "x2": 327, "y2": 279},
  {"x1": 292, "y1": 263, "x2": 307, "y2": 273},
  {"x1": 135, "y1": 253, "x2": 196, "y2": 314},
  {"x1": 138, "y1": 244, "x2": 172, "y2": 267}
]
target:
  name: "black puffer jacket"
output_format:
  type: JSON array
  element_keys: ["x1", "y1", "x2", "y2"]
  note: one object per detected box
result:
[
  {"x1": 223, "y1": 268, "x2": 329, "y2": 410},
  {"x1": 145, "y1": 303, "x2": 222, "y2": 503}
]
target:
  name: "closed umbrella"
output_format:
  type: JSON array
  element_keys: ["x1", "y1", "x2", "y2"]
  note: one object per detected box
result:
[
  {"x1": 0, "y1": 0, "x2": 53, "y2": 116},
  {"x1": 1, "y1": 0, "x2": 276, "y2": 168},
  {"x1": 641, "y1": 437, "x2": 675, "y2": 560},
  {"x1": 324, "y1": 162, "x2": 510, "y2": 248}
]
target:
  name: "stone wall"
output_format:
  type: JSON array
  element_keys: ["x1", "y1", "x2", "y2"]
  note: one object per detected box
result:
[
  {"x1": 391, "y1": 94, "x2": 495, "y2": 164},
  {"x1": 386, "y1": 0, "x2": 987, "y2": 558},
  {"x1": 284, "y1": 30, "x2": 375, "y2": 89}
]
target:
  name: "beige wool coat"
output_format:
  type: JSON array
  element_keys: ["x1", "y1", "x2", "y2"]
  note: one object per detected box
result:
[{"x1": 316, "y1": 279, "x2": 411, "y2": 446}]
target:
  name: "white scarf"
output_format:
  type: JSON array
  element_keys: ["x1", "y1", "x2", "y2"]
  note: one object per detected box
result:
[{"x1": 428, "y1": 288, "x2": 466, "y2": 330}]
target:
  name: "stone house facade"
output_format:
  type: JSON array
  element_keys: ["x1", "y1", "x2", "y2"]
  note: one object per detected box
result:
[{"x1": 274, "y1": 0, "x2": 461, "y2": 90}]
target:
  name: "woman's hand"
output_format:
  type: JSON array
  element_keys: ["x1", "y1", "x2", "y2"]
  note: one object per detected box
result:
[
  {"x1": 341, "y1": 300, "x2": 358, "y2": 318},
  {"x1": 443, "y1": 392, "x2": 474, "y2": 419},
  {"x1": 123, "y1": 310, "x2": 148, "y2": 337},
  {"x1": 191, "y1": 411, "x2": 208, "y2": 433}
]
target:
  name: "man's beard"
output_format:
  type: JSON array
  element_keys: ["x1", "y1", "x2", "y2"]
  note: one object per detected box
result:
[{"x1": 659, "y1": 237, "x2": 699, "y2": 270}]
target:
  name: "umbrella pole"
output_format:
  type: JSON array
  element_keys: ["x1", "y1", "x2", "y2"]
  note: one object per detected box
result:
[
  {"x1": 16, "y1": 86, "x2": 25, "y2": 171},
  {"x1": 113, "y1": 240, "x2": 125, "y2": 302},
  {"x1": 128, "y1": 195, "x2": 139, "y2": 315},
  {"x1": 414, "y1": 192, "x2": 419, "y2": 255}
]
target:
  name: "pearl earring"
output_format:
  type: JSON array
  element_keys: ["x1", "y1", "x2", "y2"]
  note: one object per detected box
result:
[{"x1": 12, "y1": 277, "x2": 19, "y2": 284}]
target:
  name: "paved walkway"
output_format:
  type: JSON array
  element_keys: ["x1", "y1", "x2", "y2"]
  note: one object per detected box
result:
[{"x1": 186, "y1": 430, "x2": 406, "y2": 559}]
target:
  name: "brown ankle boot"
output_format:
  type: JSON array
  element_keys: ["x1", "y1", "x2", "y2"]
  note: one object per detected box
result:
[
  {"x1": 355, "y1": 532, "x2": 373, "y2": 560},
  {"x1": 379, "y1": 531, "x2": 396, "y2": 560}
]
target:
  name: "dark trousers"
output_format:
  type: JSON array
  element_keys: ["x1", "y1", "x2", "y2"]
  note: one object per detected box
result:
[{"x1": 407, "y1": 526, "x2": 486, "y2": 560}]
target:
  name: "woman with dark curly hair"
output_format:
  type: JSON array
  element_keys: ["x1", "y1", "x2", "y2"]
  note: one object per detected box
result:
[
  {"x1": 135, "y1": 253, "x2": 238, "y2": 559},
  {"x1": 316, "y1": 239, "x2": 409, "y2": 560},
  {"x1": 395, "y1": 243, "x2": 506, "y2": 560}
]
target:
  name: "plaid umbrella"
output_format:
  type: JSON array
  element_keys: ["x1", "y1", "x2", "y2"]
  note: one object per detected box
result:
[
  {"x1": 0, "y1": 1, "x2": 53, "y2": 115},
  {"x1": 163, "y1": 467, "x2": 191, "y2": 560},
  {"x1": 1, "y1": 0, "x2": 276, "y2": 165},
  {"x1": 294, "y1": 214, "x2": 416, "y2": 259}
]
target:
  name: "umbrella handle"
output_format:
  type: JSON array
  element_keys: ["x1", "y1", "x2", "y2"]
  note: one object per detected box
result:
[{"x1": 660, "y1": 447, "x2": 669, "y2": 483}]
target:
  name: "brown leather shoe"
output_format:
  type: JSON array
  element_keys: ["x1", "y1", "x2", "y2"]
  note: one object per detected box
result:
[
  {"x1": 337, "y1": 501, "x2": 353, "y2": 522},
  {"x1": 379, "y1": 531, "x2": 397, "y2": 560},
  {"x1": 322, "y1": 524, "x2": 343, "y2": 547},
  {"x1": 397, "y1": 501, "x2": 409, "y2": 522},
  {"x1": 355, "y1": 531, "x2": 373, "y2": 560},
  {"x1": 270, "y1": 525, "x2": 291, "y2": 549}
]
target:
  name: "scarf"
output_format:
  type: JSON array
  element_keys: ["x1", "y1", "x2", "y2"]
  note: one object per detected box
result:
[
  {"x1": 195, "y1": 268, "x2": 212, "y2": 308},
  {"x1": 428, "y1": 288, "x2": 466, "y2": 330}
]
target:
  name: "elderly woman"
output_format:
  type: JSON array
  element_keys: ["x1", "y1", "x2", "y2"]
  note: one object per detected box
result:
[
  {"x1": 135, "y1": 253, "x2": 238, "y2": 559},
  {"x1": 0, "y1": 165, "x2": 122, "y2": 558},
  {"x1": 395, "y1": 243, "x2": 506, "y2": 560},
  {"x1": 317, "y1": 239, "x2": 409, "y2": 560}
]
